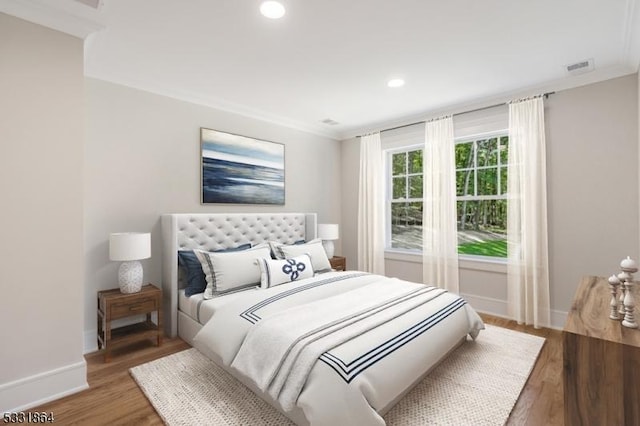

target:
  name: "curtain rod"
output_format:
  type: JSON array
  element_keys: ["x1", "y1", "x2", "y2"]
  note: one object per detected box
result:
[{"x1": 357, "y1": 91, "x2": 555, "y2": 138}]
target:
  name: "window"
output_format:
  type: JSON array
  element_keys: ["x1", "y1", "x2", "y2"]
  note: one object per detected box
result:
[
  {"x1": 386, "y1": 134, "x2": 509, "y2": 258},
  {"x1": 388, "y1": 148, "x2": 423, "y2": 250},
  {"x1": 455, "y1": 135, "x2": 508, "y2": 258}
]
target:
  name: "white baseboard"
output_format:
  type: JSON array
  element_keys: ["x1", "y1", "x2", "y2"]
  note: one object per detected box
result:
[
  {"x1": 550, "y1": 310, "x2": 568, "y2": 330},
  {"x1": 460, "y1": 293, "x2": 509, "y2": 317},
  {"x1": 0, "y1": 360, "x2": 88, "y2": 413},
  {"x1": 461, "y1": 292, "x2": 567, "y2": 330}
]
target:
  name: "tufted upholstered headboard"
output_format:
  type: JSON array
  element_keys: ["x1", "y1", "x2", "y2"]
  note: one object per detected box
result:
[{"x1": 161, "y1": 213, "x2": 317, "y2": 337}]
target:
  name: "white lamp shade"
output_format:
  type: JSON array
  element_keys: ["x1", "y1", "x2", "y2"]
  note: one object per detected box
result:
[
  {"x1": 317, "y1": 224, "x2": 339, "y2": 240},
  {"x1": 109, "y1": 232, "x2": 151, "y2": 261}
]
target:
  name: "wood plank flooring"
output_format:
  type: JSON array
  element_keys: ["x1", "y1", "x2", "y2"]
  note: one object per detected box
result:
[
  {"x1": 33, "y1": 314, "x2": 563, "y2": 425},
  {"x1": 489, "y1": 315, "x2": 564, "y2": 426}
]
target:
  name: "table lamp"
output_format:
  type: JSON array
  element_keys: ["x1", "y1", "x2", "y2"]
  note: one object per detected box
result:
[
  {"x1": 109, "y1": 232, "x2": 151, "y2": 293},
  {"x1": 317, "y1": 224, "x2": 339, "y2": 259}
]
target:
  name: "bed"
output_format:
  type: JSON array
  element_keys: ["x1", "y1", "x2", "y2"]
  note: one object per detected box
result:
[{"x1": 161, "y1": 213, "x2": 484, "y2": 426}]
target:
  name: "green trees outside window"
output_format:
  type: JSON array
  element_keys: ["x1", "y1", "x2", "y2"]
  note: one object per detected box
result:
[
  {"x1": 387, "y1": 135, "x2": 508, "y2": 258},
  {"x1": 390, "y1": 149, "x2": 423, "y2": 250}
]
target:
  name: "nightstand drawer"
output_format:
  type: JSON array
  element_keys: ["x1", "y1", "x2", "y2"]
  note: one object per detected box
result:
[{"x1": 111, "y1": 297, "x2": 156, "y2": 319}]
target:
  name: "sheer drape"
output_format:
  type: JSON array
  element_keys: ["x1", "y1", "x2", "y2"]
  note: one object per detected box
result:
[
  {"x1": 507, "y1": 97, "x2": 550, "y2": 328},
  {"x1": 423, "y1": 117, "x2": 459, "y2": 293},
  {"x1": 358, "y1": 133, "x2": 385, "y2": 274}
]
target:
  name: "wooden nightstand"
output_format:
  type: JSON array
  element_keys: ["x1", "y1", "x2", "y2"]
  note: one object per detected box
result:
[
  {"x1": 97, "y1": 284, "x2": 163, "y2": 362},
  {"x1": 329, "y1": 256, "x2": 346, "y2": 271}
]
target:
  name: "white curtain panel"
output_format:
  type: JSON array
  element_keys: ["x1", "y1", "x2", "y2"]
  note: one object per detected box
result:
[
  {"x1": 507, "y1": 97, "x2": 551, "y2": 328},
  {"x1": 423, "y1": 117, "x2": 459, "y2": 293},
  {"x1": 357, "y1": 133, "x2": 385, "y2": 275}
]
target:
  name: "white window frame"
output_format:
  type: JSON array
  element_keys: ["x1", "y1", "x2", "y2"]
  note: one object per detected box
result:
[
  {"x1": 455, "y1": 130, "x2": 509, "y2": 261},
  {"x1": 455, "y1": 131, "x2": 508, "y2": 201},
  {"x1": 384, "y1": 130, "x2": 509, "y2": 262},
  {"x1": 385, "y1": 144, "x2": 423, "y2": 253}
]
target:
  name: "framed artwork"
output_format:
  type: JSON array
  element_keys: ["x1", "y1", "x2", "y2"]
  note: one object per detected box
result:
[{"x1": 201, "y1": 128, "x2": 285, "y2": 204}]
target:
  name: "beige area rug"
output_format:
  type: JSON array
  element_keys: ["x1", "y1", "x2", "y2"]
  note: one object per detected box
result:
[{"x1": 130, "y1": 325, "x2": 544, "y2": 426}]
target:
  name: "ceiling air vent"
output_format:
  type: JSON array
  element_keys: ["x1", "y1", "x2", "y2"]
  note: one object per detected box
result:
[
  {"x1": 321, "y1": 118, "x2": 340, "y2": 126},
  {"x1": 565, "y1": 58, "x2": 594, "y2": 75},
  {"x1": 74, "y1": 0, "x2": 102, "y2": 9}
]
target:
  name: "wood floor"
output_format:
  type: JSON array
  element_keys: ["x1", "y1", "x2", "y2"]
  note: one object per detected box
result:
[
  {"x1": 33, "y1": 314, "x2": 563, "y2": 425},
  {"x1": 488, "y1": 315, "x2": 564, "y2": 426}
]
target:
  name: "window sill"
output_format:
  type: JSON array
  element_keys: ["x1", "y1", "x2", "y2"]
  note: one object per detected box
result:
[{"x1": 384, "y1": 250, "x2": 507, "y2": 274}]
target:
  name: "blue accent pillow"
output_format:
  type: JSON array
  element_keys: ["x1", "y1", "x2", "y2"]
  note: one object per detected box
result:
[{"x1": 178, "y1": 243, "x2": 251, "y2": 296}]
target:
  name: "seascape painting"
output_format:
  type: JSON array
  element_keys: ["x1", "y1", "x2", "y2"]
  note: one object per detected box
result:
[{"x1": 201, "y1": 128, "x2": 285, "y2": 204}]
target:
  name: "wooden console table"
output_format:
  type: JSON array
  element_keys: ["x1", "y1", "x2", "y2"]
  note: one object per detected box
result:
[{"x1": 563, "y1": 276, "x2": 640, "y2": 425}]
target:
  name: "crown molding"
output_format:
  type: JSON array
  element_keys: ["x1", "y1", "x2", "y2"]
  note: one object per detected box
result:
[
  {"x1": 338, "y1": 64, "x2": 637, "y2": 140},
  {"x1": 84, "y1": 74, "x2": 342, "y2": 140},
  {"x1": 623, "y1": 0, "x2": 640, "y2": 70},
  {"x1": 0, "y1": 0, "x2": 104, "y2": 39},
  {"x1": 6, "y1": 0, "x2": 635, "y2": 139}
]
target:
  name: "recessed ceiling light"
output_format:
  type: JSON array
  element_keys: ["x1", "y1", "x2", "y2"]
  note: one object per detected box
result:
[
  {"x1": 321, "y1": 118, "x2": 340, "y2": 126},
  {"x1": 260, "y1": 1, "x2": 286, "y2": 19},
  {"x1": 387, "y1": 79, "x2": 405, "y2": 88}
]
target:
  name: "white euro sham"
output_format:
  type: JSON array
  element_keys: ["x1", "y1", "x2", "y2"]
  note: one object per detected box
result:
[{"x1": 195, "y1": 244, "x2": 271, "y2": 299}]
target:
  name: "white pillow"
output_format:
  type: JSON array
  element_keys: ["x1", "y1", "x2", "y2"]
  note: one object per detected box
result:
[
  {"x1": 268, "y1": 239, "x2": 306, "y2": 259},
  {"x1": 267, "y1": 241, "x2": 286, "y2": 259},
  {"x1": 257, "y1": 254, "x2": 314, "y2": 289},
  {"x1": 195, "y1": 244, "x2": 271, "y2": 299},
  {"x1": 278, "y1": 239, "x2": 332, "y2": 272}
]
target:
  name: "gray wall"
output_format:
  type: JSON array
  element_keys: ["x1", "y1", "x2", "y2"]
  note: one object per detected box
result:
[
  {"x1": 546, "y1": 74, "x2": 638, "y2": 319},
  {"x1": 0, "y1": 14, "x2": 87, "y2": 410},
  {"x1": 341, "y1": 74, "x2": 639, "y2": 327},
  {"x1": 84, "y1": 79, "x2": 342, "y2": 349}
]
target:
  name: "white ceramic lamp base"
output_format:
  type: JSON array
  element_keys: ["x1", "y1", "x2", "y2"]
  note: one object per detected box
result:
[
  {"x1": 118, "y1": 260, "x2": 144, "y2": 293},
  {"x1": 322, "y1": 240, "x2": 335, "y2": 259}
]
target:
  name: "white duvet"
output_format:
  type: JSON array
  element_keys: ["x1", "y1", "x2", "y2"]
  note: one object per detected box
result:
[{"x1": 193, "y1": 271, "x2": 484, "y2": 426}]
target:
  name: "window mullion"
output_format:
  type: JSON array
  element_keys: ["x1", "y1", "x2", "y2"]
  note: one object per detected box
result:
[
  {"x1": 405, "y1": 153, "x2": 409, "y2": 199},
  {"x1": 497, "y1": 159, "x2": 501, "y2": 195},
  {"x1": 473, "y1": 140, "x2": 478, "y2": 196},
  {"x1": 497, "y1": 139, "x2": 502, "y2": 194}
]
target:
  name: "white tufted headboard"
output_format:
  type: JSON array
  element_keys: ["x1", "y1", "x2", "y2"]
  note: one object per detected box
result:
[{"x1": 161, "y1": 213, "x2": 317, "y2": 337}]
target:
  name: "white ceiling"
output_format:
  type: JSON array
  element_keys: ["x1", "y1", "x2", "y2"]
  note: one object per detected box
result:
[{"x1": 3, "y1": 0, "x2": 640, "y2": 139}]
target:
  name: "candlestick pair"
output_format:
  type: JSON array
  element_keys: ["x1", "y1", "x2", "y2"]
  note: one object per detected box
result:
[{"x1": 608, "y1": 256, "x2": 638, "y2": 328}]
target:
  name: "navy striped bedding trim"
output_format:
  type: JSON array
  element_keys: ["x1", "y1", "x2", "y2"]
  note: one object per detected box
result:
[
  {"x1": 265, "y1": 259, "x2": 272, "y2": 288},
  {"x1": 256, "y1": 258, "x2": 273, "y2": 289},
  {"x1": 239, "y1": 272, "x2": 368, "y2": 324},
  {"x1": 200, "y1": 253, "x2": 217, "y2": 293},
  {"x1": 320, "y1": 289, "x2": 446, "y2": 370},
  {"x1": 319, "y1": 297, "x2": 466, "y2": 383}
]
